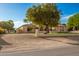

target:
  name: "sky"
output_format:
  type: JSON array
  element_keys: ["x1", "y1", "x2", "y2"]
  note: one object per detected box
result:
[{"x1": 0, "y1": 3, "x2": 79, "y2": 28}]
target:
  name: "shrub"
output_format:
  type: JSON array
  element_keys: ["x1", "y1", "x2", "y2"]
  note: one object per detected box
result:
[
  {"x1": 27, "y1": 27, "x2": 33, "y2": 32},
  {"x1": 0, "y1": 27, "x2": 5, "y2": 34}
]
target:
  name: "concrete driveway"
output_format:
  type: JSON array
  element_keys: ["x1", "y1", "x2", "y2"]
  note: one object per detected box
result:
[{"x1": 0, "y1": 33, "x2": 79, "y2": 55}]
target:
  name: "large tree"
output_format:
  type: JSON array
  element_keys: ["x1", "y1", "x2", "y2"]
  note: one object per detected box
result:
[
  {"x1": 25, "y1": 3, "x2": 60, "y2": 33},
  {"x1": 7, "y1": 20, "x2": 14, "y2": 30},
  {"x1": 0, "y1": 20, "x2": 14, "y2": 33},
  {"x1": 67, "y1": 13, "x2": 79, "y2": 31}
]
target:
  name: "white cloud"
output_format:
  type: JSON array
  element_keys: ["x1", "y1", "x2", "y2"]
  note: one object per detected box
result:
[
  {"x1": 60, "y1": 13, "x2": 74, "y2": 24},
  {"x1": 61, "y1": 14, "x2": 74, "y2": 19},
  {"x1": 14, "y1": 21, "x2": 26, "y2": 28},
  {"x1": 14, "y1": 20, "x2": 31, "y2": 28},
  {"x1": 0, "y1": 19, "x2": 7, "y2": 21}
]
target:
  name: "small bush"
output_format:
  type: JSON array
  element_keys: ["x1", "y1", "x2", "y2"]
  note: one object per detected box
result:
[
  {"x1": 27, "y1": 27, "x2": 32, "y2": 32},
  {"x1": 0, "y1": 27, "x2": 5, "y2": 34}
]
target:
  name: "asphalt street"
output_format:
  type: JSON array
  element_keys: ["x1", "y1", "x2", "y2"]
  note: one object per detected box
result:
[{"x1": 0, "y1": 45, "x2": 79, "y2": 56}]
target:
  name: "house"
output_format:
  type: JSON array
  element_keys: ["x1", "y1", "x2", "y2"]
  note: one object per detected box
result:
[
  {"x1": 16, "y1": 23, "x2": 67, "y2": 33},
  {"x1": 55, "y1": 24, "x2": 67, "y2": 32},
  {"x1": 16, "y1": 24, "x2": 36, "y2": 33}
]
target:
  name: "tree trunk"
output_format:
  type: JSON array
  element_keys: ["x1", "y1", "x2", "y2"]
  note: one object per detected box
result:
[
  {"x1": 73, "y1": 27, "x2": 75, "y2": 31},
  {"x1": 44, "y1": 25, "x2": 49, "y2": 34}
]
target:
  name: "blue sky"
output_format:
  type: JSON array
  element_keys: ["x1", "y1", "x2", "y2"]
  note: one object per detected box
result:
[{"x1": 0, "y1": 3, "x2": 79, "y2": 28}]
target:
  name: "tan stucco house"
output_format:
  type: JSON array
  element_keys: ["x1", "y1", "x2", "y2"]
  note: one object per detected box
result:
[
  {"x1": 55, "y1": 24, "x2": 67, "y2": 32},
  {"x1": 16, "y1": 24, "x2": 36, "y2": 33}
]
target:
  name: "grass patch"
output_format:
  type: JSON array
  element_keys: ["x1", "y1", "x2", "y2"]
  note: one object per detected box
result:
[
  {"x1": 48, "y1": 31, "x2": 79, "y2": 36},
  {"x1": 67, "y1": 43, "x2": 79, "y2": 45}
]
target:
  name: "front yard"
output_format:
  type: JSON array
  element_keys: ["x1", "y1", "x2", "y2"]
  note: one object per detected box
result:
[
  {"x1": 0, "y1": 34, "x2": 69, "y2": 52},
  {"x1": 48, "y1": 31, "x2": 79, "y2": 36},
  {"x1": 0, "y1": 33, "x2": 79, "y2": 53}
]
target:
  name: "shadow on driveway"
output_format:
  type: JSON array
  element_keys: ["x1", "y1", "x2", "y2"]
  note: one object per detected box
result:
[
  {"x1": 64, "y1": 36, "x2": 79, "y2": 45},
  {"x1": 39, "y1": 35, "x2": 79, "y2": 45},
  {"x1": 0, "y1": 34, "x2": 11, "y2": 50}
]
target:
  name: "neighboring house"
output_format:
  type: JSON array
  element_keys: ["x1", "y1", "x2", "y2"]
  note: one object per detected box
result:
[
  {"x1": 16, "y1": 24, "x2": 67, "y2": 33},
  {"x1": 16, "y1": 24, "x2": 36, "y2": 33},
  {"x1": 55, "y1": 24, "x2": 67, "y2": 32}
]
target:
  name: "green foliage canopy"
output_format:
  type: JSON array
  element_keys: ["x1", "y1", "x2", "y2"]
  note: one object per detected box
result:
[
  {"x1": 0, "y1": 20, "x2": 14, "y2": 30},
  {"x1": 67, "y1": 13, "x2": 79, "y2": 30},
  {"x1": 25, "y1": 3, "x2": 60, "y2": 27}
]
